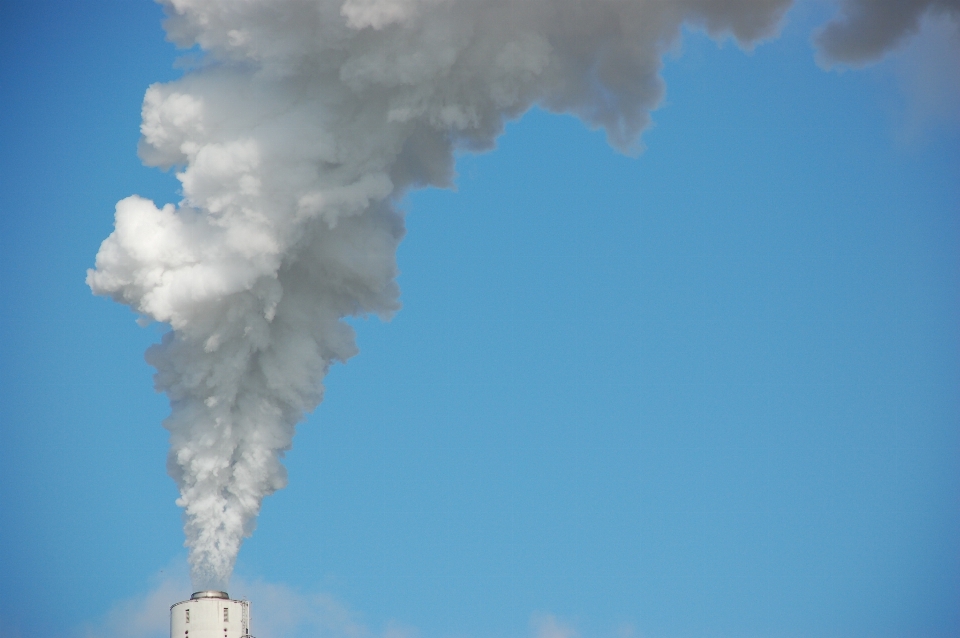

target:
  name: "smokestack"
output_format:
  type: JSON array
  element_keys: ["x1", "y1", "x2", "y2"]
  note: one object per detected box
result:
[{"x1": 170, "y1": 591, "x2": 252, "y2": 638}]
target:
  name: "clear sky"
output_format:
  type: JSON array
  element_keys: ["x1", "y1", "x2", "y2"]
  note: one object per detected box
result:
[{"x1": 1, "y1": 1, "x2": 958, "y2": 638}]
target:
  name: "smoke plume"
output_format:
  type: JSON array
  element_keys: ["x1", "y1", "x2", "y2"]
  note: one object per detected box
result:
[
  {"x1": 87, "y1": 0, "x2": 937, "y2": 590},
  {"x1": 815, "y1": 0, "x2": 960, "y2": 66}
]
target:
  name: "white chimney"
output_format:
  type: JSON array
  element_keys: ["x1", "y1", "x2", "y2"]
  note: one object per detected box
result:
[{"x1": 170, "y1": 591, "x2": 252, "y2": 638}]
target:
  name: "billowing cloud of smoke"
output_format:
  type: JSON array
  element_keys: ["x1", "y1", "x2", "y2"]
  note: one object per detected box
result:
[
  {"x1": 86, "y1": 0, "x2": 940, "y2": 591},
  {"x1": 816, "y1": 0, "x2": 960, "y2": 65}
]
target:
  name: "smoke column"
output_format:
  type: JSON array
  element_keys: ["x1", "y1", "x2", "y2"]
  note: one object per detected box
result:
[{"x1": 87, "y1": 0, "x2": 945, "y2": 590}]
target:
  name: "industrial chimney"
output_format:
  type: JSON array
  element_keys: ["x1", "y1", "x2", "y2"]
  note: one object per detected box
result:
[{"x1": 170, "y1": 591, "x2": 253, "y2": 638}]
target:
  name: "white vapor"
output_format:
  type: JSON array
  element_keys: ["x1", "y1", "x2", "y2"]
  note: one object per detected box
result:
[
  {"x1": 86, "y1": 0, "x2": 939, "y2": 591},
  {"x1": 82, "y1": 570, "x2": 579, "y2": 638},
  {"x1": 80, "y1": 569, "x2": 190, "y2": 638},
  {"x1": 532, "y1": 613, "x2": 579, "y2": 638},
  {"x1": 78, "y1": 568, "x2": 391, "y2": 638}
]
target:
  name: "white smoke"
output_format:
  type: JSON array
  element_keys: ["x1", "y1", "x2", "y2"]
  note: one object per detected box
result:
[{"x1": 87, "y1": 0, "x2": 937, "y2": 591}]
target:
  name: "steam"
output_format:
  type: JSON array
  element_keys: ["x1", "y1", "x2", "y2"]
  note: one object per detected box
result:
[{"x1": 87, "y1": 0, "x2": 939, "y2": 590}]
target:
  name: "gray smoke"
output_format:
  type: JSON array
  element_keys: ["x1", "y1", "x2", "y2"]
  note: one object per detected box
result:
[
  {"x1": 816, "y1": 0, "x2": 960, "y2": 65},
  {"x1": 87, "y1": 0, "x2": 941, "y2": 590}
]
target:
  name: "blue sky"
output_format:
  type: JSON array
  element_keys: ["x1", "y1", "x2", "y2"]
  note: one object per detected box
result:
[{"x1": 1, "y1": 1, "x2": 958, "y2": 637}]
